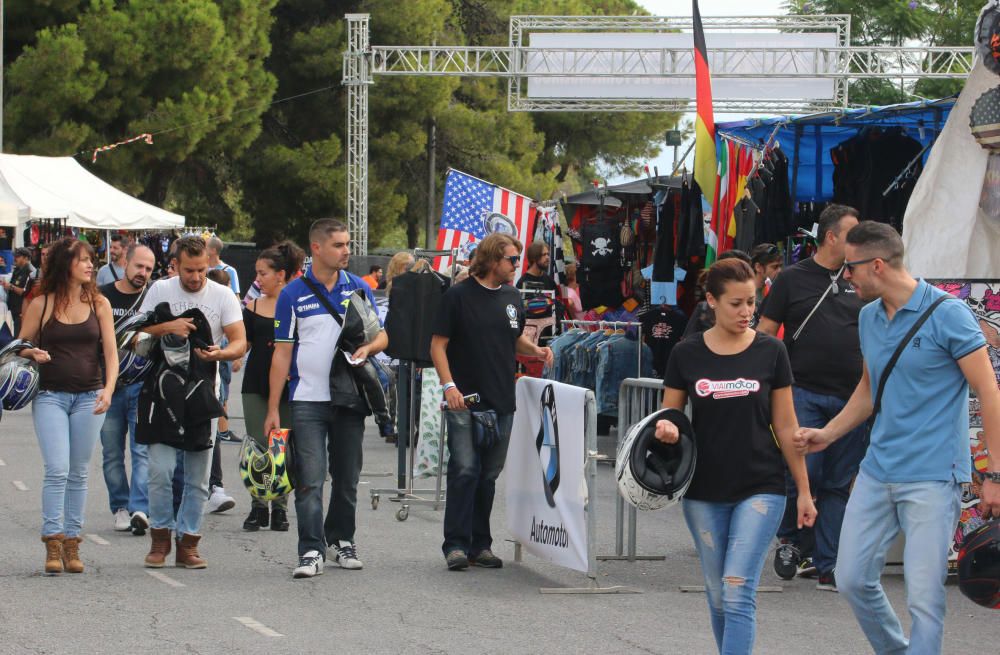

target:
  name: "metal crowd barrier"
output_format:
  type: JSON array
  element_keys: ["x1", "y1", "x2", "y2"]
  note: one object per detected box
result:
[{"x1": 599, "y1": 377, "x2": 670, "y2": 562}]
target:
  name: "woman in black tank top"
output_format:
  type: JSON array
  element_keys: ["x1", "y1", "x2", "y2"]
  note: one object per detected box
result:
[
  {"x1": 17, "y1": 237, "x2": 119, "y2": 575},
  {"x1": 239, "y1": 241, "x2": 304, "y2": 532}
]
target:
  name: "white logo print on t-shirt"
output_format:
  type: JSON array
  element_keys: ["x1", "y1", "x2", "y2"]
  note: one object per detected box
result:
[{"x1": 695, "y1": 378, "x2": 761, "y2": 399}]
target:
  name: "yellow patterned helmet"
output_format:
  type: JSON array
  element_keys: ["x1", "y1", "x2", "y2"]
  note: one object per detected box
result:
[{"x1": 239, "y1": 429, "x2": 294, "y2": 501}]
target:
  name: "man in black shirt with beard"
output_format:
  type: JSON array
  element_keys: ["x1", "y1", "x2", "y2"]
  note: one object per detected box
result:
[
  {"x1": 98, "y1": 244, "x2": 156, "y2": 535},
  {"x1": 758, "y1": 204, "x2": 866, "y2": 591},
  {"x1": 431, "y1": 233, "x2": 553, "y2": 571}
]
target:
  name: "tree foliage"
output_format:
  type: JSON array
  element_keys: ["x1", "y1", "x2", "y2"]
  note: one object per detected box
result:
[
  {"x1": 4, "y1": 1, "x2": 679, "y2": 247},
  {"x1": 783, "y1": 1, "x2": 980, "y2": 105}
]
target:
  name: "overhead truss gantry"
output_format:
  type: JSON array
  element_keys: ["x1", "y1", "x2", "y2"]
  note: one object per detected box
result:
[{"x1": 343, "y1": 14, "x2": 974, "y2": 254}]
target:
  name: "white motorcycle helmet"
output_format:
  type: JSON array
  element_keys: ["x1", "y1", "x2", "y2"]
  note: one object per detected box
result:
[{"x1": 616, "y1": 408, "x2": 696, "y2": 511}]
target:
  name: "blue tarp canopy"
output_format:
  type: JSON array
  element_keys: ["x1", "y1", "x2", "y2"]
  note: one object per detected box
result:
[{"x1": 716, "y1": 97, "x2": 956, "y2": 203}]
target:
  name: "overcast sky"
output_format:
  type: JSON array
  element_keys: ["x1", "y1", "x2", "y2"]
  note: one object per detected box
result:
[{"x1": 603, "y1": 0, "x2": 788, "y2": 181}]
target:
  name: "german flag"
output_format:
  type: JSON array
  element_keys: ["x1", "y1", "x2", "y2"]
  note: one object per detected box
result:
[{"x1": 692, "y1": 0, "x2": 718, "y2": 262}]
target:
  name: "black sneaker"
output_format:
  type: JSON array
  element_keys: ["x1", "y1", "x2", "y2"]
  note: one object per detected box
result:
[
  {"x1": 242, "y1": 506, "x2": 268, "y2": 532},
  {"x1": 773, "y1": 540, "x2": 800, "y2": 580},
  {"x1": 292, "y1": 551, "x2": 324, "y2": 579},
  {"x1": 270, "y1": 507, "x2": 289, "y2": 532},
  {"x1": 469, "y1": 549, "x2": 503, "y2": 569},
  {"x1": 130, "y1": 511, "x2": 149, "y2": 536},
  {"x1": 216, "y1": 430, "x2": 240, "y2": 443},
  {"x1": 816, "y1": 570, "x2": 837, "y2": 592},
  {"x1": 798, "y1": 557, "x2": 818, "y2": 579},
  {"x1": 445, "y1": 550, "x2": 469, "y2": 571}
]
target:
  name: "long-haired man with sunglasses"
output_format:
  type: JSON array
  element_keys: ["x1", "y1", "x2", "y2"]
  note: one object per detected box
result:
[
  {"x1": 430, "y1": 233, "x2": 553, "y2": 571},
  {"x1": 758, "y1": 204, "x2": 865, "y2": 591}
]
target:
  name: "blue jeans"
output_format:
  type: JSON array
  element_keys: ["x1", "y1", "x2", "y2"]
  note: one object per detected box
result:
[
  {"x1": 837, "y1": 471, "x2": 961, "y2": 655},
  {"x1": 683, "y1": 494, "x2": 786, "y2": 655},
  {"x1": 290, "y1": 402, "x2": 365, "y2": 557},
  {"x1": 32, "y1": 390, "x2": 105, "y2": 537},
  {"x1": 777, "y1": 386, "x2": 868, "y2": 575},
  {"x1": 147, "y1": 443, "x2": 211, "y2": 537},
  {"x1": 99, "y1": 382, "x2": 148, "y2": 515},
  {"x1": 441, "y1": 410, "x2": 514, "y2": 556}
]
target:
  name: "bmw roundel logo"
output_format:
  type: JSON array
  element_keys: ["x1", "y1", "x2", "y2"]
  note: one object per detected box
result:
[
  {"x1": 484, "y1": 212, "x2": 517, "y2": 236},
  {"x1": 506, "y1": 304, "x2": 518, "y2": 320}
]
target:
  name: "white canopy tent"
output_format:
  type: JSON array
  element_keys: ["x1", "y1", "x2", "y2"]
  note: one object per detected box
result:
[{"x1": 0, "y1": 154, "x2": 184, "y2": 246}]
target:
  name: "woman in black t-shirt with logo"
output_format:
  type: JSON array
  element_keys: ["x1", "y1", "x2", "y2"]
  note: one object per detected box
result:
[{"x1": 657, "y1": 259, "x2": 816, "y2": 655}]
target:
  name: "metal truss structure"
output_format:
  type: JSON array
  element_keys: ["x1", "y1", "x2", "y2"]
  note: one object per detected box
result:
[{"x1": 343, "y1": 14, "x2": 974, "y2": 254}]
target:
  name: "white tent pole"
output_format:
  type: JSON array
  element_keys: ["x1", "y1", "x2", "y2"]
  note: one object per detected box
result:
[{"x1": 106, "y1": 229, "x2": 111, "y2": 264}]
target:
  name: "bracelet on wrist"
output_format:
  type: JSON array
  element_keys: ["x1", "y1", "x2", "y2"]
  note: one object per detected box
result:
[{"x1": 442, "y1": 382, "x2": 456, "y2": 393}]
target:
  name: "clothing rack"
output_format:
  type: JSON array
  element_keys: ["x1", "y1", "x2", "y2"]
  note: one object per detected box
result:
[
  {"x1": 561, "y1": 319, "x2": 644, "y2": 378},
  {"x1": 882, "y1": 142, "x2": 931, "y2": 197}
]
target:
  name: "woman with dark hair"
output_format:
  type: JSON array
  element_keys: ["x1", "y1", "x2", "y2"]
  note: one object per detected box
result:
[
  {"x1": 656, "y1": 258, "x2": 815, "y2": 654},
  {"x1": 240, "y1": 240, "x2": 305, "y2": 531},
  {"x1": 18, "y1": 237, "x2": 118, "y2": 575}
]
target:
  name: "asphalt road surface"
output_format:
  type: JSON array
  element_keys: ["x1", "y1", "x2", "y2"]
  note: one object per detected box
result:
[{"x1": 0, "y1": 374, "x2": 996, "y2": 654}]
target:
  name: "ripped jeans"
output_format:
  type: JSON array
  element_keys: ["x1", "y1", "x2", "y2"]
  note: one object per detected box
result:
[{"x1": 683, "y1": 494, "x2": 786, "y2": 655}]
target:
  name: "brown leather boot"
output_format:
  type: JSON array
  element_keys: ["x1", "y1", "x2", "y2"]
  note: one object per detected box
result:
[
  {"x1": 42, "y1": 534, "x2": 64, "y2": 575},
  {"x1": 144, "y1": 528, "x2": 172, "y2": 568},
  {"x1": 62, "y1": 536, "x2": 84, "y2": 573},
  {"x1": 175, "y1": 533, "x2": 207, "y2": 569}
]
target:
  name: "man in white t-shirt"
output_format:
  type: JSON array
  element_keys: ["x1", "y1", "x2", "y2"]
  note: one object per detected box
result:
[{"x1": 138, "y1": 236, "x2": 246, "y2": 569}]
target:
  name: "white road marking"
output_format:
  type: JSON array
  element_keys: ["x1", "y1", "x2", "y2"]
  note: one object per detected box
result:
[
  {"x1": 233, "y1": 617, "x2": 284, "y2": 637},
  {"x1": 12, "y1": 480, "x2": 28, "y2": 491},
  {"x1": 86, "y1": 534, "x2": 110, "y2": 546},
  {"x1": 0, "y1": 457, "x2": 7, "y2": 466},
  {"x1": 146, "y1": 570, "x2": 185, "y2": 588}
]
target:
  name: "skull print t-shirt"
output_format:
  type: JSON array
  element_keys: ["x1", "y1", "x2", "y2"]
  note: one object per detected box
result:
[
  {"x1": 433, "y1": 277, "x2": 526, "y2": 413},
  {"x1": 663, "y1": 331, "x2": 793, "y2": 502}
]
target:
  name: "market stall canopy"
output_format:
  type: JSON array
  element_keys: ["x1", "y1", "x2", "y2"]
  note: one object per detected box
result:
[
  {"x1": 0, "y1": 154, "x2": 184, "y2": 230},
  {"x1": 562, "y1": 175, "x2": 682, "y2": 215},
  {"x1": 717, "y1": 98, "x2": 955, "y2": 203}
]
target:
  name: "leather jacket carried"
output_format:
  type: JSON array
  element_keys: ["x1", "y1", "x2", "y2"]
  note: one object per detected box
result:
[{"x1": 136, "y1": 303, "x2": 226, "y2": 451}]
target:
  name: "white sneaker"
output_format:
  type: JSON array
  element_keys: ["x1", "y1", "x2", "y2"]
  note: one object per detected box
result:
[
  {"x1": 113, "y1": 508, "x2": 132, "y2": 531},
  {"x1": 130, "y1": 511, "x2": 149, "y2": 536},
  {"x1": 330, "y1": 540, "x2": 363, "y2": 570},
  {"x1": 206, "y1": 486, "x2": 236, "y2": 514},
  {"x1": 292, "y1": 551, "x2": 324, "y2": 579}
]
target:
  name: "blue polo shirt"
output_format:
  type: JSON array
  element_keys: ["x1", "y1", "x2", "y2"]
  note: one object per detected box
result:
[
  {"x1": 859, "y1": 279, "x2": 986, "y2": 483},
  {"x1": 274, "y1": 269, "x2": 377, "y2": 402}
]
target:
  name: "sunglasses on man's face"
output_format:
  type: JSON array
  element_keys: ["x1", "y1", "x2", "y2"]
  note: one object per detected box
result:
[
  {"x1": 843, "y1": 257, "x2": 878, "y2": 274},
  {"x1": 505, "y1": 255, "x2": 521, "y2": 266}
]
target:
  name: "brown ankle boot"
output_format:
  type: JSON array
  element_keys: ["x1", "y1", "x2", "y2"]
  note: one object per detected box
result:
[
  {"x1": 42, "y1": 534, "x2": 64, "y2": 575},
  {"x1": 62, "y1": 536, "x2": 84, "y2": 573},
  {"x1": 144, "y1": 528, "x2": 172, "y2": 568},
  {"x1": 175, "y1": 533, "x2": 207, "y2": 569}
]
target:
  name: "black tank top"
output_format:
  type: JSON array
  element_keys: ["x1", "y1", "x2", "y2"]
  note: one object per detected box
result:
[
  {"x1": 241, "y1": 303, "x2": 282, "y2": 399},
  {"x1": 39, "y1": 300, "x2": 103, "y2": 393}
]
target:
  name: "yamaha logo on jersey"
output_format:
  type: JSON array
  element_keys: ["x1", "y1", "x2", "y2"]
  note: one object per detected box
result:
[{"x1": 695, "y1": 378, "x2": 761, "y2": 399}]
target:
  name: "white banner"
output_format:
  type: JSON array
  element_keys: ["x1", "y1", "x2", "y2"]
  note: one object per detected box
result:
[{"x1": 506, "y1": 377, "x2": 589, "y2": 573}]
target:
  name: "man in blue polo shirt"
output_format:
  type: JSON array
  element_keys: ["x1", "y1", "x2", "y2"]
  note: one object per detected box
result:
[
  {"x1": 265, "y1": 219, "x2": 386, "y2": 579},
  {"x1": 798, "y1": 222, "x2": 1000, "y2": 654}
]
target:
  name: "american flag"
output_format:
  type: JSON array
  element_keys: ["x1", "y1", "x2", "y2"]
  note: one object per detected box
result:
[{"x1": 434, "y1": 169, "x2": 536, "y2": 279}]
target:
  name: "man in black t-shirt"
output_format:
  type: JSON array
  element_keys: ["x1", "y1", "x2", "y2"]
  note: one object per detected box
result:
[
  {"x1": 98, "y1": 244, "x2": 156, "y2": 536},
  {"x1": 431, "y1": 233, "x2": 553, "y2": 571},
  {"x1": 515, "y1": 241, "x2": 558, "y2": 292},
  {"x1": 758, "y1": 204, "x2": 866, "y2": 590},
  {"x1": 1, "y1": 248, "x2": 33, "y2": 336}
]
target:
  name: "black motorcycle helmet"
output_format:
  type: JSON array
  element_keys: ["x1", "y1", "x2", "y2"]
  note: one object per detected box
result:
[{"x1": 958, "y1": 520, "x2": 1000, "y2": 610}]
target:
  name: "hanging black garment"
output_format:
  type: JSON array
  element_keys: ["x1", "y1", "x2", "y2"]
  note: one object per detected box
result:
[
  {"x1": 652, "y1": 189, "x2": 676, "y2": 282},
  {"x1": 683, "y1": 181, "x2": 706, "y2": 259},
  {"x1": 384, "y1": 270, "x2": 444, "y2": 366},
  {"x1": 580, "y1": 221, "x2": 621, "y2": 270}
]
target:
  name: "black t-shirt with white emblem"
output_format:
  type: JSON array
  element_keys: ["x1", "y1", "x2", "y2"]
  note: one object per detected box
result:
[
  {"x1": 100, "y1": 281, "x2": 146, "y2": 328},
  {"x1": 433, "y1": 277, "x2": 525, "y2": 413},
  {"x1": 761, "y1": 257, "x2": 863, "y2": 399},
  {"x1": 664, "y1": 331, "x2": 793, "y2": 502}
]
